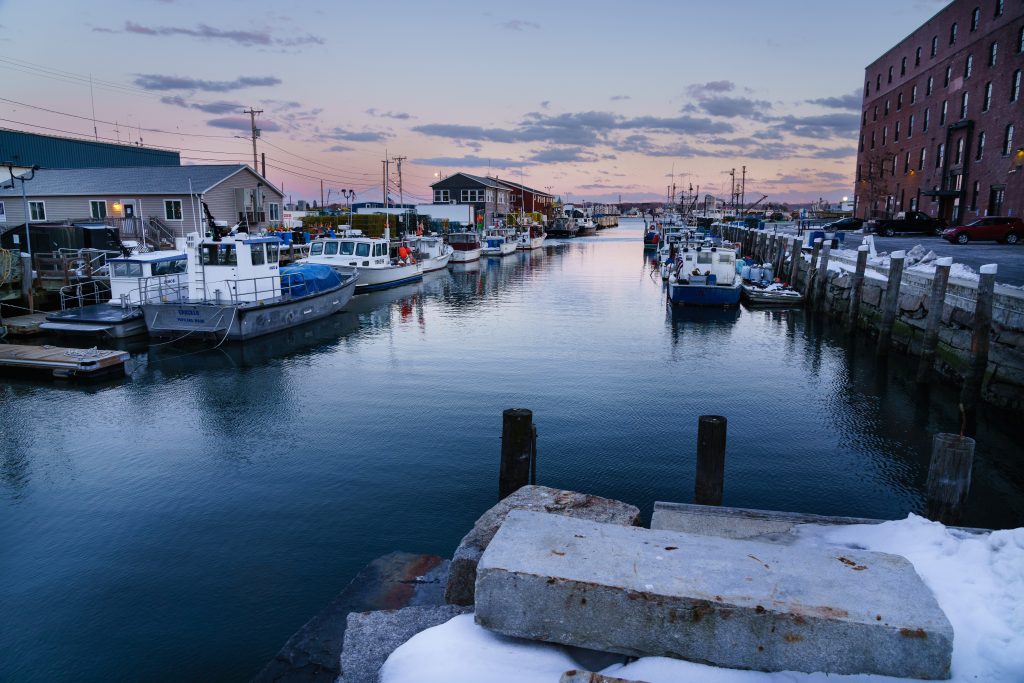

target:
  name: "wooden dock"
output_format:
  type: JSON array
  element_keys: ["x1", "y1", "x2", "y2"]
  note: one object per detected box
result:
[
  {"x1": 2, "y1": 312, "x2": 50, "y2": 336},
  {"x1": 0, "y1": 344, "x2": 130, "y2": 380}
]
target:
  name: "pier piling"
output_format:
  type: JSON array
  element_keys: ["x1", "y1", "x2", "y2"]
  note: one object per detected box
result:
[
  {"x1": 20, "y1": 254, "x2": 33, "y2": 314},
  {"x1": 788, "y1": 237, "x2": 800, "y2": 286},
  {"x1": 804, "y1": 238, "x2": 822, "y2": 300},
  {"x1": 925, "y1": 433, "x2": 975, "y2": 525},
  {"x1": 959, "y1": 264, "x2": 996, "y2": 434},
  {"x1": 499, "y1": 408, "x2": 536, "y2": 500},
  {"x1": 694, "y1": 415, "x2": 727, "y2": 506},
  {"x1": 916, "y1": 257, "x2": 953, "y2": 384},
  {"x1": 814, "y1": 242, "x2": 832, "y2": 313},
  {"x1": 846, "y1": 245, "x2": 869, "y2": 334},
  {"x1": 876, "y1": 250, "x2": 905, "y2": 356}
]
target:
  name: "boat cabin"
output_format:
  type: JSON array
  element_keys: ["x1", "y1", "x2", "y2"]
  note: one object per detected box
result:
[
  {"x1": 185, "y1": 231, "x2": 282, "y2": 303},
  {"x1": 107, "y1": 251, "x2": 187, "y2": 305},
  {"x1": 308, "y1": 233, "x2": 416, "y2": 267},
  {"x1": 449, "y1": 232, "x2": 482, "y2": 251},
  {"x1": 674, "y1": 246, "x2": 737, "y2": 286}
]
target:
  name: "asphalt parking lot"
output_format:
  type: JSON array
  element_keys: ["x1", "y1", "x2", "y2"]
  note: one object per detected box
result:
[{"x1": 869, "y1": 235, "x2": 1024, "y2": 287}]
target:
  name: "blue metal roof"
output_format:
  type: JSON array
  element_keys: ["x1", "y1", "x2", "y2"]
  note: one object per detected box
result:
[
  {"x1": 0, "y1": 164, "x2": 281, "y2": 197},
  {"x1": 1, "y1": 129, "x2": 180, "y2": 168}
]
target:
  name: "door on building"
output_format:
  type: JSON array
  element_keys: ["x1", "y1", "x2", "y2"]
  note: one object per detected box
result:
[
  {"x1": 988, "y1": 187, "x2": 1005, "y2": 216},
  {"x1": 121, "y1": 200, "x2": 137, "y2": 219}
]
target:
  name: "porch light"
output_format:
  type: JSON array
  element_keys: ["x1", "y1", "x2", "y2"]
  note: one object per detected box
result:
[{"x1": 112, "y1": 202, "x2": 122, "y2": 213}]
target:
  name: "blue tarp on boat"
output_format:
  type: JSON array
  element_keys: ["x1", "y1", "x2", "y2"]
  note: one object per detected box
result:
[{"x1": 280, "y1": 264, "x2": 342, "y2": 298}]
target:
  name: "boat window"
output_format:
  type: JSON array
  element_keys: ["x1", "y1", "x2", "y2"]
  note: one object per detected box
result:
[
  {"x1": 310, "y1": 242, "x2": 324, "y2": 255},
  {"x1": 250, "y1": 244, "x2": 266, "y2": 266},
  {"x1": 719, "y1": 253, "x2": 734, "y2": 263},
  {"x1": 697, "y1": 252, "x2": 712, "y2": 264},
  {"x1": 356, "y1": 242, "x2": 371, "y2": 257},
  {"x1": 340, "y1": 241, "x2": 355, "y2": 255},
  {"x1": 152, "y1": 260, "x2": 185, "y2": 276},
  {"x1": 112, "y1": 262, "x2": 143, "y2": 278},
  {"x1": 267, "y1": 243, "x2": 279, "y2": 263},
  {"x1": 220, "y1": 245, "x2": 237, "y2": 266},
  {"x1": 324, "y1": 242, "x2": 339, "y2": 256}
]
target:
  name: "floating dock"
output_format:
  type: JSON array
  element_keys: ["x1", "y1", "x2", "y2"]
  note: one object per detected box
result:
[
  {"x1": 0, "y1": 344, "x2": 130, "y2": 380},
  {"x1": 2, "y1": 312, "x2": 49, "y2": 336}
]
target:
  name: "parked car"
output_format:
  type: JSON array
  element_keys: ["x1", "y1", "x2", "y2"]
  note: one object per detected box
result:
[
  {"x1": 866, "y1": 211, "x2": 946, "y2": 236},
  {"x1": 822, "y1": 217, "x2": 864, "y2": 231},
  {"x1": 941, "y1": 216, "x2": 1023, "y2": 244}
]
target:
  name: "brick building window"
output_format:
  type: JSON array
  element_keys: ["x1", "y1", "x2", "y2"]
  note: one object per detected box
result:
[
  {"x1": 931, "y1": 35, "x2": 939, "y2": 56},
  {"x1": 901, "y1": 57, "x2": 907, "y2": 76},
  {"x1": 944, "y1": 66, "x2": 952, "y2": 87},
  {"x1": 863, "y1": 110, "x2": 868, "y2": 125},
  {"x1": 1003, "y1": 123, "x2": 1015, "y2": 155},
  {"x1": 871, "y1": 131, "x2": 876, "y2": 149},
  {"x1": 919, "y1": 147, "x2": 927, "y2": 170},
  {"x1": 891, "y1": 155, "x2": 898, "y2": 175},
  {"x1": 971, "y1": 7, "x2": 980, "y2": 31},
  {"x1": 888, "y1": 66, "x2": 894, "y2": 83},
  {"x1": 1011, "y1": 70, "x2": 1021, "y2": 101},
  {"x1": 961, "y1": 91, "x2": 969, "y2": 119},
  {"x1": 909, "y1": 114, "x2": 915, "y2": 137},
  {"x1": 865, "y1": 81, "x2": 870, "y2": 96},
  {"x1": 897, "y1": 92, "x2": 903, "y2": 110},
  {"x1": 895, "y1": 120, "x2": 901, "y2": 141},
  {"x1": 1018, "y1": 26, "x2": 1024, "y2": 53},
  {"x1": 927, "y1": 75, "x2": 934, "y2": 95},
  {"x1": 995, "y1": 0, "x2": 1003, "y2": 17},
  {"x1": 955, "y1": 137, "x2": 965, "y2": 164},
  {"x1": 860, "y1": 134, "x2": 865, "y2": 152},
  {"x1": 941, "y1": 100, "x2": 948, "y2": 125},
  {"x1": 989, "y1": 42, "x2": 998, "y2": 66},
  {"x1": 885, "y1": 99, "x2": 891, "y2": 115},
  {"x1": 936, "y1": 143, "x2": 945, "y2": 168},
  {"x1": 877, "y1": 74, "x2": 881, "y2": 90},
  {"x1": 916, "y1": 47, "x2": 922, "y2": 66},
  {"x1": 977, "y1": 131, "x2": 986, "y2": 160},
  {"x1": 971, "y1": 181, "x2": 979, "y2": 210},
  {"x1": 911, "y1": 84, "x2": 918, "y2": 103},
  {"x1": 965, "y1": 54, "x2": 973, "y2": 78},
  {"x1": 984, "y1": 81, "x2": 993, "y2": 110},
  {"x1": 904, "y1": 151, "x2": 911, "y2": 173},
  {"x1": 924, "y1": 107, "x2": 931, "y2": 131},
  {"x1": 883, "y1": 126, "x2": 888, "y2": 145},
  {"x1": 950, "y1": 23, "x2": 958, "y2": 46}
]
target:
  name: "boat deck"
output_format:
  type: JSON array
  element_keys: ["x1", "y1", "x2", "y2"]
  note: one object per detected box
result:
[
  {"x1": 0, "y1": 344, "x2": 130, "y2": 380},
  {"x1": 46, "y1": 303, "x2": 141, "y2": 324}
]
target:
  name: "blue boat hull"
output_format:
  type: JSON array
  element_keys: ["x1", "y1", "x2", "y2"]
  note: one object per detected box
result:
[{"x1": 667, "y1": 282, "x2": 741, "y2": 307}]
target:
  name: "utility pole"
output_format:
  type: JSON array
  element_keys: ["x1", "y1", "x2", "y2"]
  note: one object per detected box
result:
[
  {"x1": 243, "y1": 107, "x2": 263, "y2": 171},
  {"x1": 261, "y1": 152, "x2": 266, "y2": 178},
  {"x1": 320, "y1": 179, "x2": 325, "y2": 212},
  {"x1": 740, "y1": 165, "x2": 747, "y2": 218},
  {"x1": 381, "y1": 157, "x2": 390, "y2": 233},
  {"x1": 393, "y1": 155, "x2": 406, "y2": 231},
  {"x1": 729, "y1": 168, "x2": 736, "y2": 216}
]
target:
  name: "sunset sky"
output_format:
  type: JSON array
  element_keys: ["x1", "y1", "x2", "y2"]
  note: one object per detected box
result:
[{"x1": 0, "y1": 0, "x2": 949, "y2": 204}]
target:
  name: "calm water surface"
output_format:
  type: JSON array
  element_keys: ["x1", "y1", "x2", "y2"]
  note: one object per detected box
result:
[{"x1": 2, "y1": 220, "x2": 1021, "y2": 682}]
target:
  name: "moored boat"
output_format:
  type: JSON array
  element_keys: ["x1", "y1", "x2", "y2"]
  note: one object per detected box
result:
[
  {"x1": 449, "y1": 231, "x2": 483, "y2": 263},
  {"x1": 407, "y1": 235, "x2": 452, "y2": 272},
  {"x1": 142, "y1": 230, "x2": 357, "y2": 341},
  {"x1": 666, "y1": 246, "x2": 741, "y2": 307},
  {"x1": 516, "y1": 224, "x2": 546, "y2": 250},
  {"x1": 546, "y1": 217, "x2": 578, "y2": 238},
  {"x1": 741, "y1": 281, "x2": 805, "y2": 305},
  {"x1": 575, "y1": 217, "x2": 597, "y2": 236},
  {"x1": 302, "y1": 230, "x2": 422, "y2": 292},
  {"x1": 481, "y1": 227, "x2": 518, "y2": 257}
]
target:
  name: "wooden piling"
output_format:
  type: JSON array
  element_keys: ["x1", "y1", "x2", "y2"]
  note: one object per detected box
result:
[
  {"x1": 788, "y1": 237, "x2": 801, "y2": 286},
  {"x1": 694, "y1": 415, "x2": 727, "y2": 506},
  {"x1": 499, "y1": 408, "x2": 536, "y2": 500},
  {"x1": 814, "y1": 242, "x2": 832, "y2": 313},
  {"x1": 876, "y1": 250, "x2": 905, "y2": 356},
  {"x1": 915, "y1": 257, "x2": 953, "y2": 384},
  {"x1": 925, "y1": 433, "x2": 975, "y2": 525},
  {"x1": 959, "y1": 264, "x2": 996, "y2": 433},
  {"x1": 20, "y1": 254, "x2": 33, "y2": 314},
  {"x1": 846, "y1": 245, "x2": 870, "y2": 334},
  {"x1": 804, "y1": 238, "x2": 822, "y2": 298}
]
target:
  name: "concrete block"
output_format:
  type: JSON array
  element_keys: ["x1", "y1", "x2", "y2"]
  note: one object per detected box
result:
[
  {"x1": 445, "y1": 485, "x2": 640, "y2": 606},
  {"x1": 475, "y1": 511, "x2": 953, "y2": 679},
  {"x1": 862, "y1": 283, "x2": 883, "y2": 307},
  {"x1": 340, "y1": 605, "x2": 470, "y2": 683}
]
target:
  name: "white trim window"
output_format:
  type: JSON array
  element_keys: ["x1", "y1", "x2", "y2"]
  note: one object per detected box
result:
[
  {"x1": 433, "y1": 189, "x2": 450, "y2": 202},
  {"x1": 269, "y1": 203, "x2": 281, "y2": 221},
  {"x1": 164, "y1": 199, "x2": 183, "y2": 221},
  {"x1": 460, "y1": 189, "x2": 484, "y2": 202},
  {"x1": 89, "y1": 200, "x2": 107, "y2": 219},
  {"x1": 485, "y1": 190, "x2": 494, "y2": 202},
  {"x1": 0, "y1": 201, "x2": 6, "y2": 222},
  {"x1": 28, "y1": 200, "x2": 46, "y2": 221}
]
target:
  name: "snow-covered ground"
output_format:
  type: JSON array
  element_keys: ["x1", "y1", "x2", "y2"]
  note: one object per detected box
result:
[{"x1": 380, "y1": 515, "x2": 1024, "y2": 683}]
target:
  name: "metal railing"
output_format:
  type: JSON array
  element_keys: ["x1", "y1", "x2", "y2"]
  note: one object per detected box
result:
[
  {"x1": 58, "y1": 279, "x2": 111, "y2": 310},
  {"x1": 136, "y1": 273, "x2": 189, "y2": 305}
]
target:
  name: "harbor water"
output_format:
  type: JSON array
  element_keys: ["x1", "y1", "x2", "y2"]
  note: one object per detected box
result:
[{"x1": 1, "y1": 219, "x2": 1021, "y2": 681}]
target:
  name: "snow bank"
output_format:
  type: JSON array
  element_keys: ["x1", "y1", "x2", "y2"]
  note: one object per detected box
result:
[{"x1": 381, "y1": 515, "x2": 1024, "y2": 683}]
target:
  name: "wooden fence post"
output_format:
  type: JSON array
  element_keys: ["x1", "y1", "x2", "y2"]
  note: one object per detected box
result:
[
  {"x1": 876, "y1": 250, "x2": 905, "y2": 356},
  {"x1": 846, "y1": 245, "x2": 869, "y2": 334},
  {"x1": 499, "y1": 408, "x2": 536, "y2": 500},
  {"x1": 804, "y1": 238, "x2": 822, "y2": 298},
  {"x1": 694, "y1": 415, "x2": 727, "y2": 506},
  {"x1": 960, "y1": 264, "x2": 996, "y2": 434},
  {"x1": 916, "y1": 257, "x2": 953, "y2": 384},
  {"x1": 925, "y1": 433, "x2": 975, "y2": 525},
  {"x1": 788, "y1": 237, "x2": 801, "y2": 286}
]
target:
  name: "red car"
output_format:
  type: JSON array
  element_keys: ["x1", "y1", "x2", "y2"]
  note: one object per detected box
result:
[{"x1": 941, "y1": 216, "x2": 1023, "y2": 244}]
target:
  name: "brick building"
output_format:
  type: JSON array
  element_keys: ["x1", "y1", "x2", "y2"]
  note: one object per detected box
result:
[{"x1": 856, "y1": 0, "x2": 1023, "y2": 222}]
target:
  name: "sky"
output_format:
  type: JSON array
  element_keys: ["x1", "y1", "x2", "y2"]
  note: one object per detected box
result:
[{"x1": 0, "y1": 0, "x2": 950, "y2": 205}]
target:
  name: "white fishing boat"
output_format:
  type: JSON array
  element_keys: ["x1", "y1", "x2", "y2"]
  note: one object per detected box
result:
[
  {"x1": 302, "y1": 230, "x2": 422, "y2": 292},
  {"x1": 407, "y1": 235, "x2": 452, "y2": 272},
  {"x1": 666, "y1": 245, "x2": 741, "y2": 307},
  {"x1": 449, "y1": 231, "x2": 483, "y2": 263},
  {"x1": 481, "y1": 227, "x2": 518, "y2": 257},
  {"x1": 41, "y1": 250, "x2": 188, "y2": 338},
  {"x1": 516, "y1": 224, "x2": 546, "y2": 250},
  {"x1": 141, "y1": 229, "x2": 357, "y2": 341}
]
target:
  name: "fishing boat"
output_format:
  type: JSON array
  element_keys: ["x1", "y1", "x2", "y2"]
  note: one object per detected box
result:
[
  {"x1": 575, "y1": 216, "x2": 597, "y2": 236},
  {"x1": 516, "y1": 224, "x2": 546, "y2": 250},
  {"x1": 407, "y1": 235, "x2": 452, "y2": 272},
  {"x1": 40, "y1": 250, "x2": 188, "y2": 338},
  {"x1": 643, "y1": 222, "x2": 661, "y2": 250},
  {"x1": 481, "y1": 227, "x2": 518, "y2": 257},
  {"x1": 666, "y1": 246, "x2": 741, "y2": 307},
  {"x1": 141, "y1": 229, "x2": 357, "y2": 341},
  {"x1": 302, "y1": 230, "x2": 422, "y2": 292},
  {"x1": 741, "y1": 281, "x2": 804, "y2": 305},
  {"x1": 546, "y1": 216, "x2": 578, "y2": 238},
  {"x1": 449, "y1": 231, "x2": 483, "y2": 263}
]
